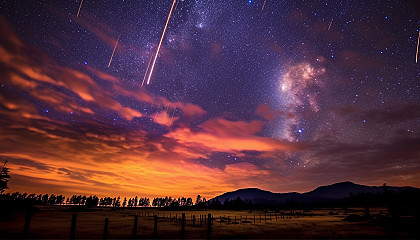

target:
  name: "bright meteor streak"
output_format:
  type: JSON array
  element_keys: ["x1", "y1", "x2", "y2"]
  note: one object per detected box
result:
[
  {"x1": 141, "y1": 54, "x2": 153, "y2": 86},
  {"x1": 328, "y1": 19, "x2": 333, "y2": 30},
  {"x1": 146, "y1": 0, "x2": 177, "y2": 85},
  {"x1": 108, "y1": 34, "x2": 120, "y2": 68},
  {"x1": 416, "y1": 30, "x2": 419, "y2": 64},
  {"x1": 262, "y1": 0, "x2": 267, "y2": 11},
  {"x1": 76, "y1": 0, "x2": 84, "y2": 17}
]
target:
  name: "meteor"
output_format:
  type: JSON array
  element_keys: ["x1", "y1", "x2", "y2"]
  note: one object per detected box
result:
[
  {"x1": 174, "y1": 0, "x2": 180, "y2": 13},
  {"x1": 163, "y1": 106, "x2": 170, "y2": 122},
  {"x1": 261, "y1": 0, "x2": 267, "y2": 11},
  {"x1": 416, "y1": 30, "x2": 420, "y2": 63},
  {"x1": 328, "y1": 19, "x2": 333, "y2": 30},
  {"x1": 169, "y1": 108, "x2": 176, "y2": 125},
  {"x1": 108, "y1": 34, "x2": 120, "y2": 68},
  {"x1": 141, "y1": 54, "x2": 154, "y2": 86},
  {"x1": 76, "y1": 0, "x2": 84, "y2": 17},
  {"x1": 146, "y1": 0, "x2": 177, "y2": 85}
]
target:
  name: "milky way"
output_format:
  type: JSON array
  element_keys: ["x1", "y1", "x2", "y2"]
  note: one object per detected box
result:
[{"x1": 0, "y1": 0, "x2": 419, "y2": 198}]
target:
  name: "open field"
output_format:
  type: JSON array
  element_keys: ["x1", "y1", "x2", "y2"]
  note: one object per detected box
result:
[{"x1": 0, "y1": 206, "x2": 418, "y2": 239}]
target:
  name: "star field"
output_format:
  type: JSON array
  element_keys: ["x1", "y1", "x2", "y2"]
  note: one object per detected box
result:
[{"x1": 0, "y1": 0, "x2": 419, "y2": 198}]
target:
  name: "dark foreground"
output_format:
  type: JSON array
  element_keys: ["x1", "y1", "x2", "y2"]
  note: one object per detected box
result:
[{"x1": 0, "y1": 205, "x2": 419, "y2": 239}]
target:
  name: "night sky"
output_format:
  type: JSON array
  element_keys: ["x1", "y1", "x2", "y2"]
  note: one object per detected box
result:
[{"x1": 0, "y1": 0, "x2": 419, "y2": 198}]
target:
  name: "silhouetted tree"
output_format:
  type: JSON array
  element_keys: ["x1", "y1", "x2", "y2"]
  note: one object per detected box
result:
[
  {"x1": 138, "y1": 197, "x2": 150, "y2": 207},
  {"x1": 186, "y1": 197, "x2": 193, "y2": 206},
  {"x1": 48, "y1": 194, "x2": 57, "y2": 205},
  {"x1": 56, "y1": 195, "x2": 65, "y2": 205},
  {"x1": 208, "y1": 199, "x2": 222, "y2": 209},
  {"x1": 170, "y1": 199, "x2": 180, "y2": 207},
  {"x1": 0, "y1": 160, "x2": 11, "y2": 194},
  {"x1": 115, "y1": 197, "x2": 121, "y2": 207},
  {"x1": 195, "y1": 195, "x2": 202, "y2": 205},
  {"x1": 85, "y1": 195, "x2": 99, "y2": 207},
  {"x1": 42, "y1": 194, "x2": 49, "y2": 204}
]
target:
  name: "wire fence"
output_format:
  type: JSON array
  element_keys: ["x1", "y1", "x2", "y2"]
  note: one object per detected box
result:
[{"x1": 0, "y1": 208, "x2": 313, "y2": 239}]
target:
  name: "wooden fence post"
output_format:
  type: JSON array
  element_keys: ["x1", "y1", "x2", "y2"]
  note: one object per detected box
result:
[
  {"x1": 181, "y1": 213, "x2": 185, "y2": 239},
  {"x1": 207, "y1": 214, "x2": 211, "y2": 239},
  {"x1": 103, "y1": 218, "x2": 109, "y2": 239},
  {"x1": 23, "y1": 210, "x2": 32, "y2": 238},
  {"x1": 70, "y1": 214, "x2": 77, "y2": 239},
  {"x1": 132, "y1": 215, "x2": 138, "y2": 238},
  {"x1": 153, "y1": 215, "x2": 158, "y2": 238}
]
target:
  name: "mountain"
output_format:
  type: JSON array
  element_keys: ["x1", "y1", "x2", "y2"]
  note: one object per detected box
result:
[
  {"x1": 212, "y1": 182, "x2": 415, "y2": 205},
  {"x1": 213, "y1": 188, "x2": 299, "y2": 205}
]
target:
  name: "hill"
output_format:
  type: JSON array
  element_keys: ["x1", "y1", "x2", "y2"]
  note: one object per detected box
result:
[{"x1": 212, "y1": 181, "x2": 415, "y2": 205}]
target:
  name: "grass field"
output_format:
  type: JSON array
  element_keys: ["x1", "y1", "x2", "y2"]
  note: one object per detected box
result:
[{"x1": 0, "y1": 206, "x2": 418, "y2": 239}]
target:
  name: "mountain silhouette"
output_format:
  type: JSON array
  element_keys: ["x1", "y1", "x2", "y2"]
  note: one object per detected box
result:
[{"x1": 213, "y1": 181, "x2": 415, "y2": 205}]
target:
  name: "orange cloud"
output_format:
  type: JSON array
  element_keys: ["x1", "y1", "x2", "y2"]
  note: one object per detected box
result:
[
  {"x1": 0, "y1": 17, "x2": 142, "y2": 121},
  {"x1": 165, "y1": 118, "x2": 297, "y2": 155},
  {"x1": 152, "y1": 110, "x2": 179, "y2": 127}
]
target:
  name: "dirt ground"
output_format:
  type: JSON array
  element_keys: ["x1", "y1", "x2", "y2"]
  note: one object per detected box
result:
[{"x1": 0, "y1": 206, "x2": 418, "y2": 239}]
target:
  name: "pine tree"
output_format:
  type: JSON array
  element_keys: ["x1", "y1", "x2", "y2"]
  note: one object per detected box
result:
[{"x1": 0, "y1": 160, "x2": 11, "y2": 194}]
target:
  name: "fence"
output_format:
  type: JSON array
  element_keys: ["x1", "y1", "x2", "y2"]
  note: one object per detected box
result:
[{"x1": 4, "y1": 209, "x2": 309, "y2": 239}]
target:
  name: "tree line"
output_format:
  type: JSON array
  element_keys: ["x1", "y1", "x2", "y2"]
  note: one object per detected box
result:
[
  {"x1": 0, "y1": 162, "x2": 215, "y2": 208},
  {"x1": 0, "y1": 192, "x2": 211, "y2": 208}
]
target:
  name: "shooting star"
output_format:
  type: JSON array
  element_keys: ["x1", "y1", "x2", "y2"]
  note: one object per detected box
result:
[
  {"x1": 328, "y1": 19, "x2": 333, "y2": 30},
  {"x1": 163, "y1": 106, "x2": 170, "y2": 122},
  {"x1": 174, "y1": 0, "x2": 181, "y2": 13},
  {"x1": 261, "y1": 0, "x2": 267, "y2": 11},
  {"x1": 146, "y1": 0, "x2": 177, "y2": 85},
  {"x1": 108, "y1": 34, "x2": 121, "y2": 68},
  {"x1": 76, "y1": 0, "x2": 84, "y2": 17},
  {"x1": 169, "y1": 108, "x2": 176, "y2": 125},
  {"x1": 141, "y1": 54, "x2": 154, "y2": 86},
  {"x1": 416, "y1": 30, "x2": 420, "y2": 63}
]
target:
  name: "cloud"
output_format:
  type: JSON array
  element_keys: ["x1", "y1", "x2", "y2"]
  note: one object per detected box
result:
[
  {"x1": 152, "y1": 110, "x2": 179, "y2": 127},
  {"x1": 1, "y1": 15, "x2": 419, "y2": 200},
  {"x1": 0, "y1": 17, "x2": 142, "y2": 121},
  {"x1": 256, "y1": 104, "x2": 295, "y2": 121},
  {"x1": 0, "y1": 17, "x2": 283, "y2": 198},
  {"x1": 165, "y1": 118, "x2": 298, "y2": 155}
]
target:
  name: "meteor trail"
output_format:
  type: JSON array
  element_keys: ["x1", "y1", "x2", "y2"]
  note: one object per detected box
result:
[
  {"x1": 169, "y1": 108, "x2": 176, "y2": 125},
  {"x1": 328, "y1": 19, "x2": 333, "y2": 30},
  {"x1": 174, "y1": 0, "x2": 180, "y2": 13},
  {"x1": 76, "y1": 0, "x2": 84, "y2": 17},
  {"x1": 141, "y1": 54, "x2": 154, "y2": 86},
  {"x1": 262, "y1": 0, "x2": 267, "y2": 11},
  {"x1": 108, "y1": 34, "x2": 120, "y2": 68},
  {"x1": 146, "y1": 0, "x2": 177, "y2": 85},
  {"x1": 163, "y1": 106, "x2": 170, "y2": 122},
  {"x1": 416, "y1": 30, "x2": 420, "y2": 63}
]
